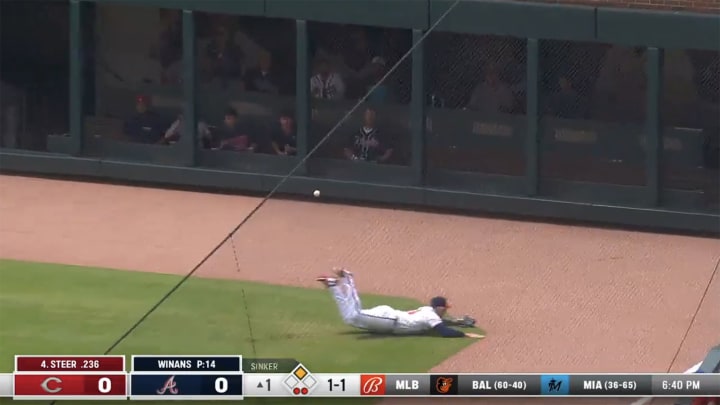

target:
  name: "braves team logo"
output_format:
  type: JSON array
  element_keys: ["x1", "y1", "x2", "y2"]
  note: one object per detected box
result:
[
  {"x1": 156, "y1": 376, "x2": 179, "y2": 395},
  {"x1": 435, "y1": 377, "x2": 453, "y2": 394},
  {"x1": 360, "y1": 375, "x2": 386, "y2": 395}
]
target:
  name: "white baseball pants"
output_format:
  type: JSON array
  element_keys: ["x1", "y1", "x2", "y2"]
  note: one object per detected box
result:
[{"x1": 329, "y1": 274, "x2": 398, "y2": 333}]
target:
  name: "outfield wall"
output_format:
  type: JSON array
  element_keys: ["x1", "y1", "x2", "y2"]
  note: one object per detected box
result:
[{"x1": 0, "y1": 0, "x2": 718, "y2": 234}]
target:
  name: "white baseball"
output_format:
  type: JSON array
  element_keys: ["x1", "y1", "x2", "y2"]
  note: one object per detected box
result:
[{"x1": 313, "y1": 190, "x2": 321, "y2": 197}]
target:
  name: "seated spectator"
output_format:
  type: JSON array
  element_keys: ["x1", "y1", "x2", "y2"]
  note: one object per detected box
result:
[
  {"x1": 271, "y1": 112, "x2": 297, "y2": 156},
  {"x1": 123, "y1": 95, "x2": 167, "y2": 144},
  {"x1": 365, "y1": 57, "x2": 392, "y2": 104},
  {"x1": 547, "y1": 75, "x2": 583, "y2": 119},
  {"x1": 214, "y1": 107, "x2": 258, "y2": 152},
  {"x1": 204, "y1": 25, "x2": 244, "y2": 85},
  {"x1": 160, "y1": 113, "x2": 211, "y2": 145},
  {"x1": 343, "y1": 107, "x2": 393, "y2": 163},
  {"x1": 244, "y1": 51, "x2": 281, "y2": 95},
  {"x1": 467, "y1": 65, "x2": 515, "y2": 114},
  {"x1": 311, "y1": 59, "x2": 345, "y2": 100}
]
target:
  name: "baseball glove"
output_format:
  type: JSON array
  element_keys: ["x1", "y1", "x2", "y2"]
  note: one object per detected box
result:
[{"x1": 447, "y1": 315, "x2": 476, "y2": 328}]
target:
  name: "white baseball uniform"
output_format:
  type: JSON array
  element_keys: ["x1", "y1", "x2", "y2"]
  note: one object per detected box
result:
[{"x1": 329, "y1": 274, "x2": 443, "y2": 334}]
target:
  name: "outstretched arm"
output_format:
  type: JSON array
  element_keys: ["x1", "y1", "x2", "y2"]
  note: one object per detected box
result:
[
  {"x1": 432, "y1": 323, "x2": 483, "y2": 338},
  {"x1": 442, "y1": 318, "x2": 462, "y2": 327}
]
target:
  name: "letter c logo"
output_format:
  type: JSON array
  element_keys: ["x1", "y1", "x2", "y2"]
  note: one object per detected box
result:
[{"x1": 41, "y1": 377, "x2": 62, "y2": 393}]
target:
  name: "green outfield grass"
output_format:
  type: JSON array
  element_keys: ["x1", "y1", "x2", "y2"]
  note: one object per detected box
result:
[{"x1": 0, "y1": 259, "x2": 484, "y2": 404}]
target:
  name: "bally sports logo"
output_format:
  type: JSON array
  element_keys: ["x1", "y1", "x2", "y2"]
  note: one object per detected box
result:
[{"x1": 360, "y1": 375, "x2": 386, "y2": 395}]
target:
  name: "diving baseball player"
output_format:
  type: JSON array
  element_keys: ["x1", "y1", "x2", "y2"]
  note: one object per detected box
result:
[{"x1": 317, "y1": 268, "x2": 484, "y2": 338}]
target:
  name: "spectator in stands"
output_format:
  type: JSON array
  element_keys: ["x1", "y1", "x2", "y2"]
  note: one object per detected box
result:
[
  {"x1": 205, "y1": 25, "x2": 244, "y2": 85},
  {"x1": 160, "y1": 113, "x2": 211, "y2": 145},
  {"x1": 123, "y1": 95, "x2": 167, "y2": 144},
  {"x1": 311, "y1": 58, "x2": 345, "y2": 100},
  {"x1": 467, "y1": 65, "x2": 515, "y2": 114},
  {"x1": 271, "y1": 111, "x2": 297, "y2": 156},
  {"x1": 341, "y1": 29, "x2": 375, "y2": 99},
  {"x1": 244, "y1": 51, "x2": 281, "y2": 95},
  {"x1": 343, "y1": 28, "x2": 374, "y2": 76},
  {"x1": 547, "y1": 75, "x2": 583, "y2": 119},
  {"x1": 365, "y1": 57, "x2": 392, "y2": 104},
  {"x1": 214, "y1": 107, "x2": 258, "y2": 152},
  {"x1": 343, "y1": 107, "x2": 393, "y2": 163},
  {"x1": 153, "y1": 9, "x2": 182, "y2": 84}
]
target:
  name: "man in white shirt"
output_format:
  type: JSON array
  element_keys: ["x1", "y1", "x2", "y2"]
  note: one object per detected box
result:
[
  {"x1": 310, "y1": 59, "x2": 346, "y2": 100},
  {"x1": 467, "y1": 66, "x2": 515, "y2": 114},
  {"x1": 161, "y1": 113, "x2": 211, "y2": 144},
  {"x1": 317, "y1": 269, "x2": 484, "y2": 338}
]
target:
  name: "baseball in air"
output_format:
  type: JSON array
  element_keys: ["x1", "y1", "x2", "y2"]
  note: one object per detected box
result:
[{"x1": 313, "y1": 190, "x2": 321, "y2": 198}]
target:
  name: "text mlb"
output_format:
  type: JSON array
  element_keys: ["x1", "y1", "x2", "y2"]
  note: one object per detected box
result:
[{"x1": 394, "y1": 379, "x2": 420, "y2": 390}]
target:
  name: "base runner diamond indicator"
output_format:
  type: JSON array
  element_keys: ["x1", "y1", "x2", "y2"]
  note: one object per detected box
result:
[
  {"x1": 284, "y1": 375, "x2": 299, "y2": 389},
  {"x1": 292, "y1": 365, "x2": 308, "y2": 380},
  {"x1": 283, "y1": 363, "x2": 318, "y2": 396}
]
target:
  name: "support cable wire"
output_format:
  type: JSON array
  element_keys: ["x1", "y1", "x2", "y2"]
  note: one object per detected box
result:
[
  {"x1": 646, "y1": 256, "x2": 720, "y2": 405},
  {"x1": 48, "y1": 4, "x2": 462, "y2": 403}
]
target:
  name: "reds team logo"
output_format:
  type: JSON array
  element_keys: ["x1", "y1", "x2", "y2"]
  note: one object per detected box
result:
[
  {"x1": 360, "y1": 375, "x2": 386, "y2": 395},
  {"x1": 156, "y1": 376, "x2": 179, "y2": 395},
  {"x1": 40, "y1": 377, "x2": 63, "y2": 393}
]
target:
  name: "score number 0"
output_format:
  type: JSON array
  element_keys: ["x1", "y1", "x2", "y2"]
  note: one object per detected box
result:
[
  {"x1": 214, "y1": 377, "x2": 229, "y2": 393},
  {"x1": 97, "y1": 377, "x2": 112, "y2": 393}
]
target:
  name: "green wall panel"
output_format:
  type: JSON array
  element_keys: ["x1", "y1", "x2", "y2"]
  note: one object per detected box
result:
[
  {"x1": 87, "y1": 0, "x2": 265, "y2": 16},
  {"x1": 429, "y1": 0, "x2": 596, "y2": 41},
  {"x1": 265, "y1": 0, "x2": 429, "y2": 29},
  {"x1": 597, "y1": 8, "x2": 720, "y2": 50}
]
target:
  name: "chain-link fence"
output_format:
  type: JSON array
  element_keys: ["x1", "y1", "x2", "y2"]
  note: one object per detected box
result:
[
  {"x1": 1, "y1": 1, "x2": 69, "y2": 151},
  {"x1": 89, "y1": 5, "x2": 299, "y2": 157},
  {"x1": 307, "y1": 23, "x2": 413, "y2": 167},
  {"x1": 86, "y1": 4, "x2": 184, "y2": 149},
  {"x1": 192, "y1": 13, "x2": 296, "y2": 156},
  {"x1": 425, "y1": 32, "x2": 527, "y2": 179},
  {"x1": 538, "y1": 40, "x2": 647, "y2": 187}
]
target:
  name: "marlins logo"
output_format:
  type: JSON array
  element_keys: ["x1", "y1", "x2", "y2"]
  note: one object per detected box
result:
[
  {"x1": 156, "y1": 376, "x2": 179, "y2": 395},
  {"x1": 435, "y1": 377, "x2": 453, "y2": 394}
]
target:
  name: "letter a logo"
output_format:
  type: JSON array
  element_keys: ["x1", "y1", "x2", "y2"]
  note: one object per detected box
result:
[
  {"x1": 156, "y1": 376, "x2": 179, "y2": 395},
  {"x1": 360, "y1": 375, "x2": 386, "y2": 395}
]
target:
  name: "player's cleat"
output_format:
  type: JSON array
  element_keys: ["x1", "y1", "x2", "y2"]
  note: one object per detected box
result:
[
  {"x1": 316, "y1": 276, "x2": 338, "y2": 287},
  {"x1": 332, "y1": 267, "x2": 352, "y2": 278}
]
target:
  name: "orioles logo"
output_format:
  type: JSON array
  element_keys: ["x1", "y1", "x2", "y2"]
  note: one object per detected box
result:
[{"x1": 436, "y1": 377, "x2": 453, "y2": 394}]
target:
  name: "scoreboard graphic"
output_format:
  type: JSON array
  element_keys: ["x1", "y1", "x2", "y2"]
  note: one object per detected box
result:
[{"x1": 0, "y1": 355, "x2": 718, "y2": 400}]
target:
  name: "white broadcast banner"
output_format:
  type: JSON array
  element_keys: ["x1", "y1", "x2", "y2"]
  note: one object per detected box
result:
[
  {"x1": 0, "y1": 373, "x2": 12, "y2": 397},
  {"x1": 310, "y1": 374, "x2": 361, "y2": 396},
  {"x1": 629, "y1": 361, "x2": 706, "y2": 405},
  {"x1": 243, "y1": 373, "x2": 288, "y2": 397}
]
